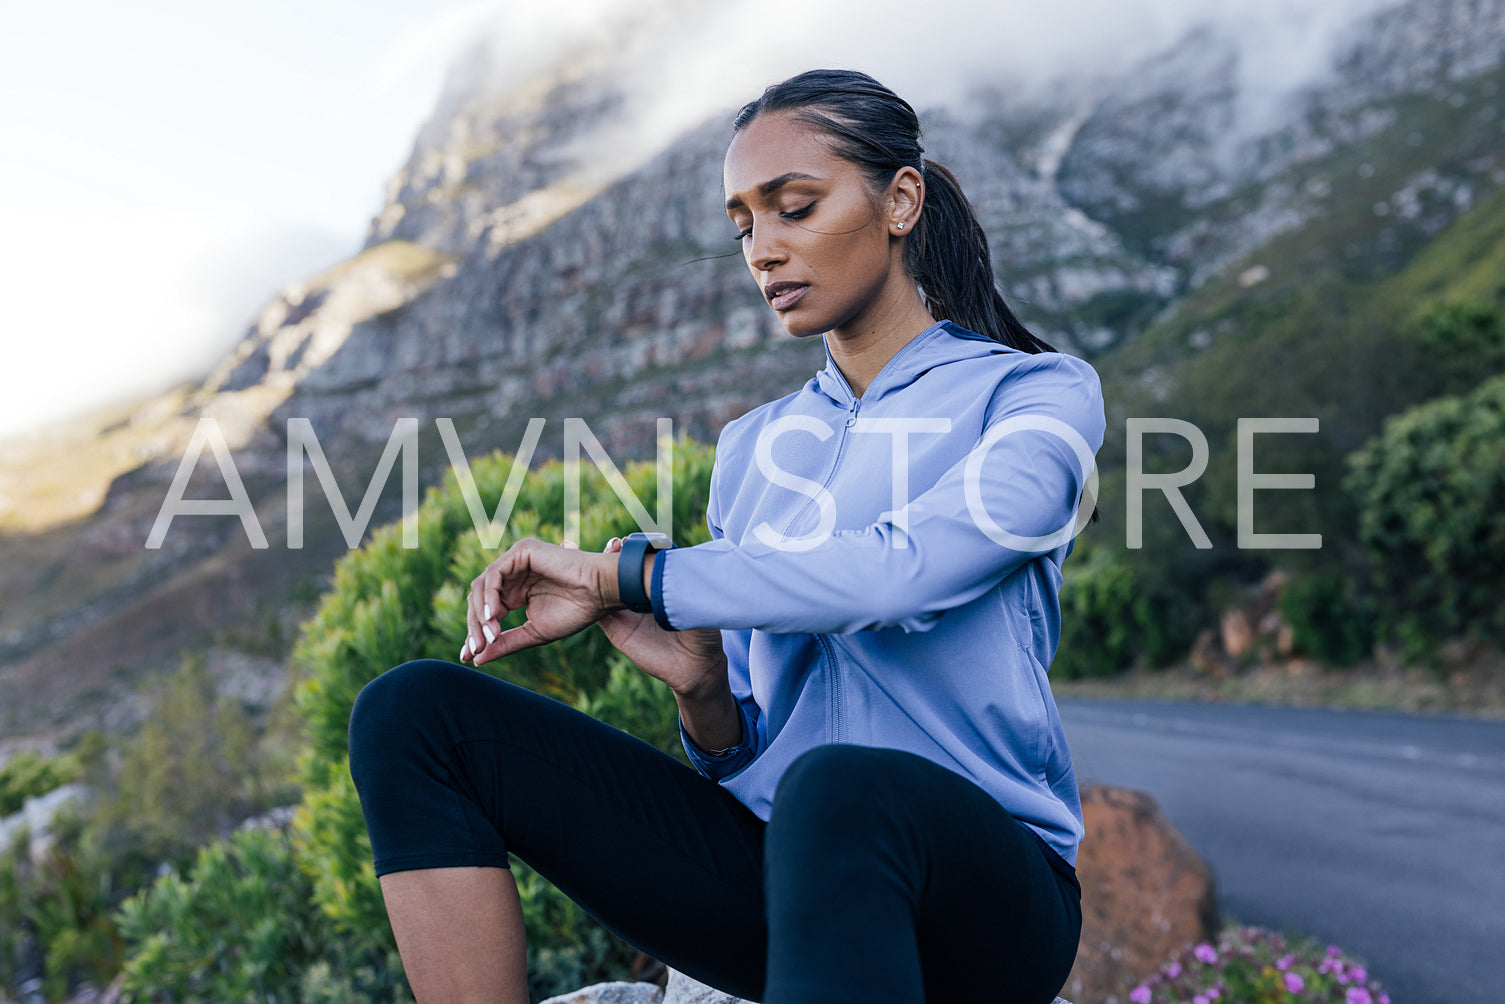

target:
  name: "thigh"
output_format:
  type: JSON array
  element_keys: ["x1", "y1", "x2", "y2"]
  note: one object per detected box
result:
[
  {"x1": 349, "y1": 659, "x2": 770, "y2": 1000},
  {"x1": 893, "y1": 754, "x2": 1081, "y2": 1002}
]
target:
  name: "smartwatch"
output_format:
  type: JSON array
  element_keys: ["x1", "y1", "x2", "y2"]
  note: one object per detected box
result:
[{"x1": 617, "y1": 532, "x2": 673, "y2": 613}]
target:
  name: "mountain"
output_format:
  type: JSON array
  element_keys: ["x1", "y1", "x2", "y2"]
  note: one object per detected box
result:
[{"x1": 2, "y1": 0, "x2": 1503, "y2": 752}]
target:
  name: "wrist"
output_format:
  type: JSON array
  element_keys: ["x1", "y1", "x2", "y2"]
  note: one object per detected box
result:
[
  {"x1": 617, "y1": 532, "x2": 671, "y2": 614},
  {"x1": 671, "y1": 652, "x2": 730, "y2": 703}
]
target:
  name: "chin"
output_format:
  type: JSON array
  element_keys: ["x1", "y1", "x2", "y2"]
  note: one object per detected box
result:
[{"x1": 776, "y1": 312, "x2": 832, "y2": 339}]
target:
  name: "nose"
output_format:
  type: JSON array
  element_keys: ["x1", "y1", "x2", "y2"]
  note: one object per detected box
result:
[{"x1": 745, "y1": 222, "x2": 786, "y2": 272}]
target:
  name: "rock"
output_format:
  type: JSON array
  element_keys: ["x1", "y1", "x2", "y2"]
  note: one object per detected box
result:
[
  {"x1": 538, "y1": 981, "x2": 663, "y2": 1004},
  {"x1": 659, "y1": 970, "x2": 1073, "y2": 1004},
  {"x1": 0, "y1": 783, "x2": 88, "y2": 859},
  {"x1": 662, "y1": 970, "x2": 742, "y2": 1004},
  {"x1": 1061, "y1": 784, "x2": 1218, "y2": 1004}
]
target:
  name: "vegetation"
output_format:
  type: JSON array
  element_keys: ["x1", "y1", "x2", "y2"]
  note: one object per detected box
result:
[{"x1": 103, "y1": 436, "x2": 715, "y2": 1002}]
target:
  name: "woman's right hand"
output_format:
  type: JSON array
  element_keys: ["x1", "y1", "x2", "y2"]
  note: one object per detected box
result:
[{"x1": 588, "y1": 537, "x2": 730, "y2": 699}]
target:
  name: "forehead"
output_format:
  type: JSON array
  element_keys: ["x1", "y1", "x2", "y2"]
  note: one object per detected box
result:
[{"x1": 722, "y1": 112, "x2": 851, "y2": 206}]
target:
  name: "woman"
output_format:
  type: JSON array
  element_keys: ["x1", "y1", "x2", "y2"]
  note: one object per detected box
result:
[{"x1": 348, "y1": 68, "x2": 1103, "y2": 1004}]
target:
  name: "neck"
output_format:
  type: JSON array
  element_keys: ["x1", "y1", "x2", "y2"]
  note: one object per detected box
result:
[{"x1": 825, "y1": 283, "x2": 937, "y2": 398}]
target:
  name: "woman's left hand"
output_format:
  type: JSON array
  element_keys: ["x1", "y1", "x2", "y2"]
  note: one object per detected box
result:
[{"x1": 461, "y1": 537, "x2": 614, "y2": 666}]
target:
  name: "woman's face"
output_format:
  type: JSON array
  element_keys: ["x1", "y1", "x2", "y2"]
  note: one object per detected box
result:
[{"x1": 723, "y1": 111, "x2": 906, "y2": 339}]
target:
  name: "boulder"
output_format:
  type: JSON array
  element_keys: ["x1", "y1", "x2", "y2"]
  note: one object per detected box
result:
[
  {"x1": 1061, "y1": 784, "x2": 1219, "y2": 1004},
  {"x1": 539, "y1": 981, "x2": 663, "y2": 1004},
  {"x1": 657, "y1": 970, "x2": 1072, "y2": 1004}
]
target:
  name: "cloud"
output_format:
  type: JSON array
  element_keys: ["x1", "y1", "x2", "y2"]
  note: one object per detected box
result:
[{"x1": 439, "y1": 0, "x2": 1410, "y2": 184}]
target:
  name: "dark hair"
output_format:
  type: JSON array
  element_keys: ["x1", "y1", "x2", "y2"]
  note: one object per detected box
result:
[
  {"x1": 735, "y1": 69, "x2": 1101, "y2": 526},
  {"x1": 732, "y1": 68, "x2": 1057, "y2": 355}
]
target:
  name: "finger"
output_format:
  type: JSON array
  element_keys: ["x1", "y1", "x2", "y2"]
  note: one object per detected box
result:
[
  {"x1": 561, "y1": 539, "x2": 579, "y2": 550},
  {"x1": 481, "y1": 619, "x2": 550, "y2": 663},
  {"x1": 604, "y1": 536, "x2": 622, "y2": 553},
  {"x1": 466, "y1": 578, "x2": 484, "y2": 662},
  {"x1": 459, "y1": 638, "x2": 471, "y2": 664}
]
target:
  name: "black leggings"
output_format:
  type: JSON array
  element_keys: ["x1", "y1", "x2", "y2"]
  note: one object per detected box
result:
[{"x1": 347, "y1": 659, "x2": 1082, "y2": 1004}]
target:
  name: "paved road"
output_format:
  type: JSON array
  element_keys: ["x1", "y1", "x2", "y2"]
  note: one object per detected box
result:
[{"x1": 1057, "y1": 698, "x2": 1505, "y2": 1004}]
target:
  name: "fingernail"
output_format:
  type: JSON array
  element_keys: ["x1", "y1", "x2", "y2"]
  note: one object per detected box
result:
[
  {"x1": 471, "y1": 635, "x2": 481, "y2": 652},
  {"x1": 460, "y1": 641, "x2": 470, "y2": 661},
  {"x1": 482, "y1": 624, "x2": 497, "y2": 644},
  {"x1": 484, "y1": 603, "x2": 492, "y2": 621}
]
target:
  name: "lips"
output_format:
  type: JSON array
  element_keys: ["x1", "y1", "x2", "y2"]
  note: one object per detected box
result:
[{"x1": 765, "y1": 281, "x2": 809, "y2": 311}]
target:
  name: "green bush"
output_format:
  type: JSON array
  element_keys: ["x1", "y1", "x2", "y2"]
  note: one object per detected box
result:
[
  {"x1": 117, "y1": 825, "x2": 333, "y2": 1002},
  {"x1": 0, "y1": 805, "x2": 136, "y2": 1001},
  {"x1": 285, "y1": 435, "x2": 716, "y2": 999},
  {"x1": 0, "y1": 651, "x2": 298, "y2": 1001},
  {"x1": 1056, "y1": 545, "x2": 1150, "y2": 678},
  {"x1": 1408, "y1": 299, "x2": 1505, "y2": 399},
  {"x1": 1342, "y1": 372, "x2": 1505, "y2": 660},
  {"x1": 93, "y1": 654, "x2": 291, "y2": 864},
  {"x1": 0, "y1": 749, "x2": 85, "y2": 817},
  {"x1": 1278, "y1": 571, "x2": 1373, "y2": 667}
]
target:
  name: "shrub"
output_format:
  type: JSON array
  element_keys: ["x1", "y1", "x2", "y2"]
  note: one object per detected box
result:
[
  {"x1": 1129, "y1": 926, "x2": 1391, "y2": 1004},
  {"x1": 116, "y1": 825, "x2": 333, "y2": 1002},
  {"x1": 1056, "y1": 545, "x2": 1149, "y2": 678},
  {"x1": 0, "y1": 749, "x2": 85, "y2": 817},
  {"x1": 286, "y1": 435, "x2": 717, "y2": 999},
  {"x1": 1341, "y1": 372, "x2": 1505, "y2": 660},
  {"x1": 1278, "y1": 571, "x2": 1373, "y2": 667}
]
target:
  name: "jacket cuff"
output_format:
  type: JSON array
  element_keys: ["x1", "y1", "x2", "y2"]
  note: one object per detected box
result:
[
  {"x1": 679, "y1": 701, "x2": 757, "y2": 780},
  {"x1": 650, "y1": 549, "x2": 675, "y2": 631}
]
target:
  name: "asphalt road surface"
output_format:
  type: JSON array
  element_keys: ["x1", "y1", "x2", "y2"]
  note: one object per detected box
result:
[{"x1": 1057, "y1": 698, "x2": 1505, "y2": 1004}]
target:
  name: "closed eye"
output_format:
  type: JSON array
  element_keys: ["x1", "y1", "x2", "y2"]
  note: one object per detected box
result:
[{"x1": 730, "y1": 202, "x2": 818, "y2": 243}]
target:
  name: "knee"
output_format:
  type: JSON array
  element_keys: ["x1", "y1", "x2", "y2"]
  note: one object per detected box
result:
[
  {"x1": 770, "y1": 745, "x2": 895, "y2": 839},
  {"x1": 347, "y1": 659, "x2": 466, "y2": 765}
]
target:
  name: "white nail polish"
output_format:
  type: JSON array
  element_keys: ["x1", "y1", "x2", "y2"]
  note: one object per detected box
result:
[
  {"x1": 484, "y1": 603, "x2": 492, "y2": 621},
  {"x1": 471, "y1": 635, "x2": 481, "y2": 652},
  {"x1": 482, "y1": 624, "x2": 497, "y2": 644}
]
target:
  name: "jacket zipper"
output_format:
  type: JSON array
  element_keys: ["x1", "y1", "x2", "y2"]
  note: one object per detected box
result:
[
  {"x1": 778, "y1": 395, "x2": 861, "y2": 540},
  {"x1": 817, "y1": 634, "x2": 844, "y2": 744},
  {"x1": 779, "y1": 385, "x2": 863, "y2": 746}
]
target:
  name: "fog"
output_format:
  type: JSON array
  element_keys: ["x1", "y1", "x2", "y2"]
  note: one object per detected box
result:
[{"x1": 446, "y1": 0, "x2": 1408, "y2": 184}]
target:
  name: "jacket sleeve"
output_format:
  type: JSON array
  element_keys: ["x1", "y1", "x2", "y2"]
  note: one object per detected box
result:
[
  {"x1": 676, "y1": 446, "x2": 766, "y2": 779},
  {"x1": 655, "y1": 352, "x2": 1105, "y2": 636}
]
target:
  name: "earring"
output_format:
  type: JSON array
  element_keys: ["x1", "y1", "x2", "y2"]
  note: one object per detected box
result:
[{"x1": 897, "y1": 222, "x2": 905, "y2": 230}]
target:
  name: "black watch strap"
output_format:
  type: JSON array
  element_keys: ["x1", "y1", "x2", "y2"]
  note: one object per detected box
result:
[{"x1": 617, "y1": 532, "x2": 672, "y2": 613}]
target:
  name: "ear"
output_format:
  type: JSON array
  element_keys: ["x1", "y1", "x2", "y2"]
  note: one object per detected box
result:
[{"x1": 887, "y1": 166, "x2": 924, "y2": 235}]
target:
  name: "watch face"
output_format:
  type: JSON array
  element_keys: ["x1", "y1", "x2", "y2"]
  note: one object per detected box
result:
[{"x1": 635, "y1": 531, "x2": 673, "y2": 550}]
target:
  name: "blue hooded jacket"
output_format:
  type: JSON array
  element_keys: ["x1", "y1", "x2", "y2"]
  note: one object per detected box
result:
[{"x1": 649, "y1": 319, "x2": 1105, "y2": 865}]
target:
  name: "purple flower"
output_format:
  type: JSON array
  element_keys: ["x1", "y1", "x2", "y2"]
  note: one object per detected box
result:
[
  {"x1": 1351, "y1": 966, "x2": 1368, "y2": 982},
  {"x1": 1166, "y1": 961, "x2": 1182, "y2": 979},
  {"x1": 1284, "y1": 972, "x2": 1305, "y2": 994},
  {"x1": 1346, "y1": 989, "x2": 1374, "y2": 1004},
  {"x1": 1130, "y1": 986, "x2": 1152, "y2": 1004},
  {"x1": 1193, "y1": 995, "x2": 1209, "y2": 1004},
  {"x1": 1276, "y1": 954, "x2": 1295, "y2": 971},
  {"x1": 1194, "y1": 943, "x2": 1218, "y2": 964}
]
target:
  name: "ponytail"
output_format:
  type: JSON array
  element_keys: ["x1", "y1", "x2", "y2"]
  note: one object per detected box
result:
[{"x1": 907, "y1": 160, "x2": 1057, "y2": 354}]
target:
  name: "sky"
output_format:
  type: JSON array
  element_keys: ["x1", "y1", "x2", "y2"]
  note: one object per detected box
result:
[
  {"x1": 0, "y1": 0, "x2": 496, "y2": 440},
  {"x1": 0, "y1": 0, "x2": 1402, "y2": 441}
]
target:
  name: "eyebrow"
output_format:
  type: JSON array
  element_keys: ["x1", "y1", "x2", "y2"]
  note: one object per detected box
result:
[{"x1": 724, "y1": 172, "x2": 823, "y2": 213}]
